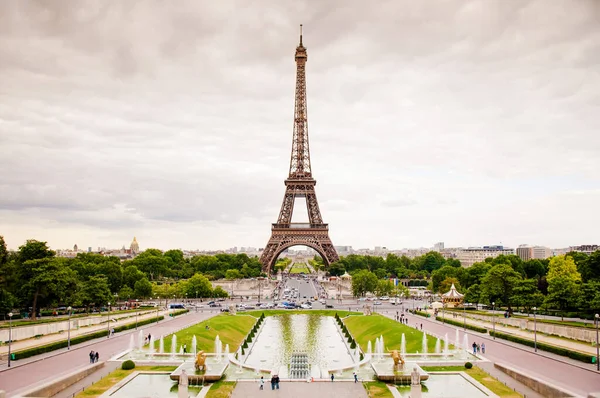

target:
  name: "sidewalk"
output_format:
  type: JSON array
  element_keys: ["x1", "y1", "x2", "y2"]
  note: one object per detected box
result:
[
  {"x1": 0, "y1": 309, "x2": 168, "y2": 357},
  {"x1": 437, "y1": 311, "x2": 598, "y2": 356}
]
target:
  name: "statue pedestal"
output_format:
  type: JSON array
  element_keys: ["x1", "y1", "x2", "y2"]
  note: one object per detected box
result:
[
  {"x1": 410, "y1": 384, "x2": 422, "y2": 398},
  {"x1": 178, "y1": 384, "x2": 188, "y2": 398}
]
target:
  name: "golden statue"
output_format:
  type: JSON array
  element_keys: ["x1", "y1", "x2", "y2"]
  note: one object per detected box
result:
[
  {"x1": 195, "y1": 350, "x2": 207, "y2": 371},
  {"x1": 391, "y1": 350, "x2": 405, "y2": 367}
]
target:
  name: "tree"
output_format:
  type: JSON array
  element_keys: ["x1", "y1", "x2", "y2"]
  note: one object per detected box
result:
[
  {"x1": 225, "y1": 269, "x2": 243, "y2": 280},
  {"x1": 134, "y1": 278, "x2": 153, "y2": 299},
  {"x1": 578, "y1": 250, "x2": 600, "y2": 283},
  {"x1": 522, "y1": 259, "x2": 547, "y2": 279},
  {"x1": 213, "y1": 286, "x2": 229, "y2": 298},
  {"x1": 461, "y1": 262, "x2": 491, "y2": 289},
  {"x1": 0, "y1": 236, "x2": 7, "y2": 265},
  {"x1": 545, "y1": 255, "x2": 581, "y2": 317},
  {"x1": 421, "y1": 251, "x2": 446, "y2": 273},
  {"x1": 184, "y1": 273, "x2": 213, "y2": 298},
  {"x1": 464, "y1": 284, "x2": 480, "y2": 304},
  {"x1": 78, "y1": 275, "x2": 112, "y2": 309},
  {"x1": 327, "y1": 263, "x2": 345, "y2": 277},
  {"x1": 480, "y1": 263, "x2": 522, "y2": 310},
  {"x1": 350, "y1": 270, "x2": 378, "y2": 297},
  {"x1": 118, "y1": 286, "x2": 134, "y2": 300},
  {"x1": 578, "y1": 281, "x2": 600, "y2": 314},
  {"x1": 123, "y1": 265, "x2": 145, "y2": 289},
  {"x1": 512, "y1": 279, "x2": 544, "y2": 312},
  {"x1": 375, "y1": 280, "x2": 394, "y2": 296},
  {"x1": 439, "y1": 277, "x2": 461, "y2": 294},
  {"x1": 432, "y1": 266, "x2": 462, "y2": 292}
]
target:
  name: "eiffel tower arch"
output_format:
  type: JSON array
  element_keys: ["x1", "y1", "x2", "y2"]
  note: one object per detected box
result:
[{"x1": 260, "y1": 26, "x2": 339, "y2": 273}]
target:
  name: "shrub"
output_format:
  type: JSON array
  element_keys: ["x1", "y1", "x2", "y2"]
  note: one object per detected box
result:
[
  {"x1": 350, "y1": 340, "x2": 356, "y2": 349},
  {"x1": 464, "y1": 362, "x2": 473, "y2": 369},
  {"x1": 437, "y1": 316, "x2": 487, "y2": 333},
  {"x1": 122, "y1": 360, "x2": 136, "y2": 370}
]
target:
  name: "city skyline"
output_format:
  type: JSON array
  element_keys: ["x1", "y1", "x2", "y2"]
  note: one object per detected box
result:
[{"x1": 1, "y1": 1, "x2": 600, "y2": 251}]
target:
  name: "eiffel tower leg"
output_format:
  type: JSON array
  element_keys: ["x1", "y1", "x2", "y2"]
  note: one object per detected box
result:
[{"x1": 305, "y1": 192, "x2": 323, "y2": 224}]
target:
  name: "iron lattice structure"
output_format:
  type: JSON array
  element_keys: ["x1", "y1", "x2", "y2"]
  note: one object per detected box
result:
[{"x1": 260, "y1": 27, "x2": 339, "y2": 273}]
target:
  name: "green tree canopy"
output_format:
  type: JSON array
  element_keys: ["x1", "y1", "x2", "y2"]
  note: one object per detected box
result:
[
  {"x1": 545, "y1": 255, "x2": 581, "y2": 316},
  {"x1": 351, "y1": 270, "x2": 378, "y2": 297}
]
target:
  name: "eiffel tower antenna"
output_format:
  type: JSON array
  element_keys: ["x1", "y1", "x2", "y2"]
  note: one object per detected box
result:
[{"x1": 260, "y1": 27, "x2": 339, "y2": 274}]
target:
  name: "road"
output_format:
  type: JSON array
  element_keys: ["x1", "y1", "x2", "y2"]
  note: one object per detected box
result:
[{"x1": 0, "y1": 311, "x2": 219, "y2": 396}]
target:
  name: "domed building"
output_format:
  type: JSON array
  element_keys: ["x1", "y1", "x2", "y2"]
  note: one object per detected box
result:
[{"x1": 130, "y1": 237, "x2": 140, "y2": 254}]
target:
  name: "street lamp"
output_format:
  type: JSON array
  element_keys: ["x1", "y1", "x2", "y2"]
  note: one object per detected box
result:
[
  {"x1": 594, "y1": 314, "x2": 600, "y2": 370},
  {"x1": 67, "y1": 306, "x2": 72, "y2": 350},
  {"x1": 135, "y1": 310, "x2": 139, "y2": 330},
  {"x1": 533, "y1": 307, "x2": 537, "y2": 352},
  {"x1": 107, "y1": 302, "x2": 111, "y2": 338},
  {"x1": 156, "y1": 296, "x2": 160, "y2": 323},
  {"x1": 8, "y1": 312, "x2": 13, "y2": 367},
  {"x1": 492, "y1": 302, "x2": 496, "y2": 340},
  {"x1": 463, "y1": 302, "x2": 466, "y2": 331}
]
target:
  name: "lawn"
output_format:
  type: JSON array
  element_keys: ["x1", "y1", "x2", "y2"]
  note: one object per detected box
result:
[
  {"x1": 421, "y1": 366, "x2": 522, "y2": 397},
  {"x1": 289, "y1": 263, "x2": 310, "y2": 274},
  {"x1": 245, "y1": 309, "x2": 360, "y2": 318},
  {"x1": 206, "y1": 380, "x2": 236, "y2": 398},
  {"x1": 344, "y1": 314, "x2": 437, "y2": 354},
  {"x1": 75, "y1": 366, "x2": 176, "y2": 397},
  {"x1": 158, "y1": 314, "x2": 256, "y2": 353},
  {"x1": 363, "y1": 381, "x2": 394, "y2": 397}
]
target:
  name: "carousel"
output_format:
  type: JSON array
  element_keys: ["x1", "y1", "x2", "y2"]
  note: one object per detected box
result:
[{"x1": 441, "y1": 283, "x2": 464, "y2": 308}]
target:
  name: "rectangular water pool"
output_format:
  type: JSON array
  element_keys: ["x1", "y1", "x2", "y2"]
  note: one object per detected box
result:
[
  {"x1": 109, "y1": 374, "x2": 202, "y2": 398},
  {"x1": 397, "y1": 374, "x2": 491, "y2": 397}
]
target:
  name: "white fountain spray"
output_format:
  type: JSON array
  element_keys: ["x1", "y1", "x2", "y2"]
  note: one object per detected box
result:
[
  {"x1": 455, "y1": 329, "x2": 460, "y2": 350},
  {"x1": 215, "y1": 335, "x2": 222, "y2": 362},
  {"x1": 149, "y1": 335, "x2": 155, "y2": 354},
  {"x1": 421, "y1": 333, "x2": 428, "y2": 359},
  {"x1": 159, "y1": 336, "x2": 164, "y2": 354},
  {"x1": 225, "y1": 344, "x2": 230, "y2": 359},
  {"x1": 171, "y1": 335, "x2": 177, "y2": 356},
  {"x1": 380, "y1": 335, "x2": 385, "y2": 361},
  {"x1": 129, "y1": 335, "x2": 135, "y2": 351},
  {"x1": 179, "y1": 346, "x2": 184, "y2": 355},
  {"x1": 400, "y1": 333, "x2": 406, "y2": 356},
  {"x1": 435, "y1": 338, "x2": 441, "y2": 354},
  {"x1": 367, "y1": 340, "x2": 372, "y2": 355},
  {"x1": 138, "y1": 330, "x2": 144, "y2": 350},
  {"x1": 463, "y1": 334, "x2": 469, "y2": 359},
  {"x1": 444, "y1": 333, "x2": 449, "y2": 356},
  {"x1": 192, "y1": 336, "x2": 197, "y2": 355}
]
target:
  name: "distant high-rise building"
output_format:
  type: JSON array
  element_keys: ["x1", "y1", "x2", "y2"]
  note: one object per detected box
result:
[
  {"x1": 456, "y1": 246, "x2": 514, "y2": 267},
  {"x1": 130, "y1": 237, "x2": 140, "y2": 254},
  {"x1": 433, "y1": 242, "x2": 444, "y2": 252},
  {"x1": 88, "y1": 247, "x2": 92, "y2": 253},
  {"x1": 517, "y1": 245, "x2": 532, "y2": 261},
  {"x1": 569, "y1": 245, "x2": 599, "y2": 255},
  {"x1": 73, "y1": 244, "x2": 78, "y2": 251},
  {"x1": 517, "y1": 245, "x2": 553, "y2": 261}
]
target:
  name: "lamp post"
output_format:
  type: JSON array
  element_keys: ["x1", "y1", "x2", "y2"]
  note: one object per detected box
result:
[
  {"x1": 156, "y1": 296, "x2": 159, "y2": 323},
  {"x1": 8, "y1": 312, "x2": 13, "y2": 367},
  {"x1": 67, "y1": 306, "x2": 72, "y2": 350},
  {"x1": 107, "y1": 302, "x2": 111, "y2": 338},
  {"x1": 594, "y1": 314, "x2": 600, "y2": 370},
  {"x1": 492, "y1": 302, "x2": 496, "y2": 340},
  {"x1": 135, "y1": 310, "x2": 138, "y2": 330},
  {"x1": 463, "y1": 301, "x2": 466, "y2": 331},
  {"x1": 533, "y1": 307, "x2": 537, "y2": 352}
]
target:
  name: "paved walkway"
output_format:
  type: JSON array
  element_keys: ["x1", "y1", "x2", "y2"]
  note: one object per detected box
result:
[
  {"x1": 0, "y1": 310, "x2": 220, "y2": 397},
  {"x1": 231, "y1": 381, "x2": 367, "y2": 398},
  {"x1": 0, "y1": 309, "x2": 166, "y2": 357},
  {"x1": 437, "y1": 311, "x2": 598, "y2": 355},
  {"x1": 382, "y1": 311, "x2": 600, "y2": 397}
]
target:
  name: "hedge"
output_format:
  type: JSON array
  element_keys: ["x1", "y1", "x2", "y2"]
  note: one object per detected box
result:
[
  {"x1": 489, "y1": 330, "x2": 595, "y2": 364},
  {"x1": 437, "y1": 316, "x2": 488, "y2": 334},
  {"x1": 414, "y1": 310, "x2": 431, "y2": 318},
  {"x1": 12, "y1": 315, "x2": 165, "y2": 360}
]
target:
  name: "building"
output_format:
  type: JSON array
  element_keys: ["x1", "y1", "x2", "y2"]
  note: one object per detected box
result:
[
  {"x1": 130, "y1": 237, "x2": 140, "y2": 254},
  {"x1": 456, "y1": 246, "x2": 515, "y2": 267},
  {"x1": 569, "y1": 245, "x2": 599, "y2": 255},
  {"x1": 433, "y1": 242, "x2": 444, "y2": 252},
  {"x1": 517, "y1": 245, "x2": 552, "y2": 261}
]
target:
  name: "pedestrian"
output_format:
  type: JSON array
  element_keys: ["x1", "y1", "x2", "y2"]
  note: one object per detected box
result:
[
  {"x1": 472, "y1": 342, "x2": 477, "y2": 355},
  {"x1": 481, "y1": 343, "x2": 486, "y2": 354},
  {"x1": 476, "y1": 343, "x2": 480, "y2": 353},
  {"x1": 183, "y1": 344, "x2": 187, "y2": 353},
  {"x1": 89, "y1": 350, "x2": 95, "y2": 364},
  {"x1": 420, "y1": 323, "x2": 423, "y2": 330},
  {"x1": 353, "y1": 372, "x2": 358, "y2": 383},
  {"x1": 147, "y1": 333, "x2": 151, "y2": 342},
  {"x1": 95, "y1": 351, "x2": 99, "y2": 363},
  {"x1": 275, "y1": 375, "x2": 280, "y2": 389},
  {"x1": 331, "y1": 373, "x2": 334, "y2": 382},
  {"x1": 259, "y1": 376, "x2": 264, "y2": 390},
  {"x1": 270, "y1": 375, "x2": 275, "y2": 390}
]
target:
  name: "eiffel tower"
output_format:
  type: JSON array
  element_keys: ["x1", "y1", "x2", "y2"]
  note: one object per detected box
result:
[{"x1": 260, "y1": 26, "x2": 339, "y2": 273}]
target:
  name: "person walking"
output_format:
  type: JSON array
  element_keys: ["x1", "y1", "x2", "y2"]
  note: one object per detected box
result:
[
  {"x1": 270, "y1": 375, "x2": 275, "y2": 390},
  {"x1": 331, "y1": 373, "x2": 335, "y2": 382},
  {"x1": 274, "y1": 375, "x2": 280, "y2": 389},
  {"x1": 94, "y1": 351, "x2": 99, "y2": 363},
  {"x1": 259, "y1": 376, "x2": 264, "y2": 390},
  {"x1": 481, "y1": 343, "x2": 485, "y2": 354},
  {"x1": 353, "y1": 372, "x2": 358, "y2": 383},
  {"x1": 89, "y1": 350, "x2": 95, "y2": 364},
  {"x1": 472, "y1": 342, "x2": 477, "y2": 355},
  {"x1": 183, "y1": 344, "x2": 187, "y2": 354}
]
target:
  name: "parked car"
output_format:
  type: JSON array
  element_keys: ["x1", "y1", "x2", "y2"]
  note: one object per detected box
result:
[{"x1": 325, "y1": 304, "x2": 334, "y2": 309}]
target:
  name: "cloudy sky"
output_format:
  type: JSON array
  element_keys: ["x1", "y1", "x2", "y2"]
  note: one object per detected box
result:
[{"x1": 1, "y1": 0, "x2": 599, "y2": 252}]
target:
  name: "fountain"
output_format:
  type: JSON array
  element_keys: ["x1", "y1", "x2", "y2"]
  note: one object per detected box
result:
[
  {"x1": 224, "y1": 344, "x2": 230, "y2": 359},
  {"x1": 400, "y1": 333, "x2": 406, "y2": 356},
  {"x1": 191, "y1": 336, "x2": 197, "y2": 355},
  {"x1": 289, "y1": 352, "x2": 310, "y2": 379},
  {"x1": 444, "y1": 334, "x2": 449, "y2": 356},
  {"x1": 149, "y1": 335, "x2": 155, "y2": 355},
  {"x1": 129, "y1": 335, "x2": 135, "y2": 351},
  {"x1": 462, "y1": 334, "x2": 469, "y2": 358},
  {"x1": 421, "y1": 334, "x2": 428, "y2": 359},
  {"x1": 455, "y1": 329, "x2": 460, "y2": 351},
  {"x1": 178, "y1": 369, "x2": 188, "y2": 398},
  {"x1": 435, "y1": 338, "x2": 441, "y2": 354},
  {"x1": 159, "y1": 336, "x2": 164, "y2": 354},
  {"x1": 179, "y1": 346, "x2": 184, "y2": 355},
  {"x1": 171, "y1": 335, "x2": 178, "y2": 356},
  {"x1": 215, "y1": 335, "x2": 222, "y2": 363},
  {"x1": 367, "y1": 340, "x2": 372, "y2": 355},
  {"x1": 137, "y1": 330, "x2": 144, "y2": 350}
]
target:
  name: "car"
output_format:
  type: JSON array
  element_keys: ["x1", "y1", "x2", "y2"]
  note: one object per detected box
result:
[
  {"x1": 209, "y1": 303, "x2": 221, "y2": 307},
  {"x1": 207, "y1": 301, "x2": 216, "y2": 305},
  {"x1": 220, "y1": 308, "x2": 229, "y2": 312},
  {"x1": 301, "y1": 304, "x2": 312, "y2": 309},
  {"x1": 374, "y1": 301, "x2": 382, "y2": 305},
  {"x1": 325, "y1": 304, "x2": 334, "y2": 309}
]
